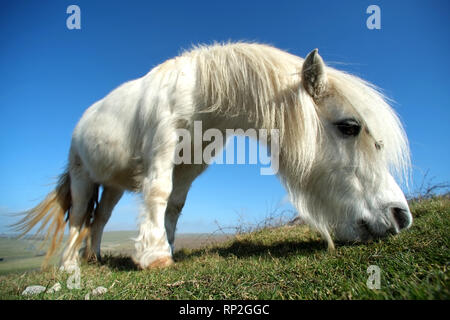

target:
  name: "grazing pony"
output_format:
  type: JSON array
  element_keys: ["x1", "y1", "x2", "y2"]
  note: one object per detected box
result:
[{"x1": 14, "y1": 42, "x2": 412, "y2": 270}]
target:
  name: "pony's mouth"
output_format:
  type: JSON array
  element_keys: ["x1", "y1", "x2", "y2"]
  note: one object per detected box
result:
[{"x1": 356, "y1": 218, "x2": 397, "y2": 242}]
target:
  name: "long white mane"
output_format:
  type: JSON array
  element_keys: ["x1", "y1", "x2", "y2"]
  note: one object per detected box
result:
[{"x1": 186, "y1": 42, "x2": 410, "y2": 183}]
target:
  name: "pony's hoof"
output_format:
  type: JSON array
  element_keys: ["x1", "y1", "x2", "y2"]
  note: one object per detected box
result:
[
  {"x1": 86, "y1": 254, "x2": 101, "y2": 264},
  {"x1": 147, "y1": 256, "x2": 174, "y2": 269},
  {"x1": 81, "y1": 249, "x2": 100, "y2": 264},
  {"x1": 134, "y1": 256, "x2": 174, "y2": 269}
]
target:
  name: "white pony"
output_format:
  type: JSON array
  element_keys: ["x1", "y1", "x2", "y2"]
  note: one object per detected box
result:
[{"x1": 14, "y1": 42, "x2": 412, "y2": 270}]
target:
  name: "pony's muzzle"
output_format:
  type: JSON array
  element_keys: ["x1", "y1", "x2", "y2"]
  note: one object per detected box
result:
[{"x1": 355, "y1": 204, "x2": 412, "y2": 241}]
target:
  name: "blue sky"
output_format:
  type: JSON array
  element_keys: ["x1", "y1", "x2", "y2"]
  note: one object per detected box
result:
[{"x1": 1, "y1": 0, "x2": 449, "y2": 233}]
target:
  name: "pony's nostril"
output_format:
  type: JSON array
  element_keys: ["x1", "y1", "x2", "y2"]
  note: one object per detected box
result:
[{"x1": 391, "y1": 207, "x2": 411, "y2": 230}]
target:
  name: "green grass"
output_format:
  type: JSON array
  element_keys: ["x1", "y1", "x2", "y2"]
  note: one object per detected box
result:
[{"x1": 0, "y1": 196, "x2": 448, "y2": 300}]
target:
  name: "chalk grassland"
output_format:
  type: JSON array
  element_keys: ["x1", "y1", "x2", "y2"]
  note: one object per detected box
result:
[
  {"x1": 0, "y1": 232, "x2": 231, "y2": 275},
  {"x1": 0, "y1": 196, "x2": 448, "y2": 299}
]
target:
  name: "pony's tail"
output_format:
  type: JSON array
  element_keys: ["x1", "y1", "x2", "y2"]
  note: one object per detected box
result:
[{"x1": 11, "y1": 170, "x2": 72, "y2": 267}]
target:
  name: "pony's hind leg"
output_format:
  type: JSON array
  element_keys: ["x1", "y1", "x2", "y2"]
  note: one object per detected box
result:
[
  {"x1": 61, "y1": 168, "x2": 95, "y2": 270},
  {"x1": 84, "y1": 186, "x2": 123, "y2": 262}
]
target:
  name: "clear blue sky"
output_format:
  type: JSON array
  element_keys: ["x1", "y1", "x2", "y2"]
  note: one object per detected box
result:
[{"x1": 1, "y1": 0, "x2": 449, "y2": 233}]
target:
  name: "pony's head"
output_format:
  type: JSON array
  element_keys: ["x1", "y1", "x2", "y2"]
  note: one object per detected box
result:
[{"x1": 285, "y1": 49, "x2": 412, "y2": 246}]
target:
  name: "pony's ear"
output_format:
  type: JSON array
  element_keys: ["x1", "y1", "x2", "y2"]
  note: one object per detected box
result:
[{"x1": 302, "y1": 49, "x2": 328, "y2": 99}]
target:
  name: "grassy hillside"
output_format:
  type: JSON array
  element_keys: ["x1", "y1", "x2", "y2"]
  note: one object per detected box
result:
[
  {"x1": 0, "y1": 196, "x2": 448, "y2": 300},
  {"x1": 0, "y1": 232, "x2": 231, "y2": 275}
]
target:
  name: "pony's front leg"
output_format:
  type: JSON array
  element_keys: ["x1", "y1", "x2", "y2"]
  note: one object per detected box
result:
[
  {"x1": 133, "y1": 145, "x2": 176, "y2": 269},
  {"x1": 165, "y1": 163, "x2": 208, "y2": 252}
]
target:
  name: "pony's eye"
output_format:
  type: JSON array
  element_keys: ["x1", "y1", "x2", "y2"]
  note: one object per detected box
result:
[{"x1": 334, "y1": 119, "x2": 361, "y2": 137}]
